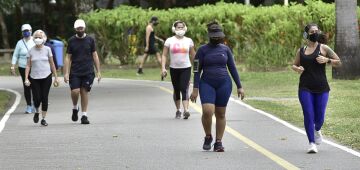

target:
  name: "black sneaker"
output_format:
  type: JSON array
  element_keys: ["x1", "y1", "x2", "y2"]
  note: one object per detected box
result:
[
  {"x1": 33, "y1": 113, "x2": 39, "y2": 123},
  {"x1": 40, "y1": 119, "x2": 48, "y2": 126},
  {"x1": 203, "y1": 135, "x2": 213, "y2": 151},
  {"x1": 175, "y1": 111, "x2": 181, "y2": 119},
  {"x1": 72, "y1": 108, "x2": 79, "y2": 122},
  {"x1": 183, "y1": 111, "x2": 190, "y2": 119},
  {"x1": 213, "y1": 141, "x2": 225, "y2": 152},
  {"x1": 137, "y1": 68, "x2": 144, "y2": 75},
  {"x1": 81, "y1": 115, "x2": 90, "y2": 124}
]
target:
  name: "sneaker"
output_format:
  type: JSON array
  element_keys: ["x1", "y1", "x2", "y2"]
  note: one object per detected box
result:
[
  {"x1": 137, "y1": 68, "x2": 144, "y2": 75},
  {"x1": 31, "y1": 105, "x2": 36, "y2": 113},
  {"x1": 202, "y1": 135, "x2": 213, "y2": 151},
  {"x1": 315, "y1": 130, "x2": 323, "y2": 145},
  {"x1": 40, "y1": 119, "x2": 48, "y2": 126},
  {"x1": 72, "y1": 107, "x2": 79, "y2": 122},
  {"x1": 33, "y1": 113, "x2": 39, "y2": 123},
  {"x1": 183, "y1": 111, "x2": 190, "y2": 119},
  {"x1": 175, "y1": 111, "x2": 181, "y2": 119},
  {"x1": 25, "y1": 105, "x2": 32, "y2": 114},
  {"x1": 81, "y1": 115, "x2": 90, "y2": 124},
  {"x1": 307, "y1": 143, "x2": 318, "y2": 153},
  {"x1": 213, "y1": 141, "x2": 225, "y2": 152}
]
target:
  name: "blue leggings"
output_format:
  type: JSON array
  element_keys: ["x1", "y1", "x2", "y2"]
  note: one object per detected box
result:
[
  {"x1": 199, "y1": 76, "x2": 232, "y2": 107},
  {"x1": 298, "y1": 90, "x2": 329, "y2": 143}
]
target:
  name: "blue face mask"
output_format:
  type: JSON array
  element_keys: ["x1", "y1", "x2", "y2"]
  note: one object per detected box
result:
[{"x1": 23, "y1": 31, "x2": 31, "y2": 38}]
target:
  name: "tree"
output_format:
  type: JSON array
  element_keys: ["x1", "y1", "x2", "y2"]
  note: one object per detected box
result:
[
  {"x1": 333, "y1": 0, "x2": 360, "y2": 79},
  {"x1": 0, "y1": 0, "x2": 19, "y2": 48}
]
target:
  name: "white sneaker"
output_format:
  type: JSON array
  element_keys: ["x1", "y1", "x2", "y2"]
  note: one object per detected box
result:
[
  {"x1": 315, "y1": 130, "x2": 323, "y2": 145},
  {"x1": 307, "y1": 143, "x2": 318, "y2": 153}
]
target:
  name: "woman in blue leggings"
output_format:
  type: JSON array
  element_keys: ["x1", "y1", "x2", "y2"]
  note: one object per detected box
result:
[
  {"x1": 292, "y1": 23, "x2": 341, "y2": 153},
  {"x1": 190, "y1": 21, "x2": 245, "y2": 152}
]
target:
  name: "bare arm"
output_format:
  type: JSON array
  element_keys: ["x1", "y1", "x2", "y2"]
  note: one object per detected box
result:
[
  {"x1": 145, "y1": 25, "x2": 152, "y2": 49},
  {"x1": 322, "y1": 45, "x2": 342, "y2": 68},
  {"x1": 161, "y1": 46, "x2": 169, "y2": 71},
  {"x1": 93, "y1": 51, "x2": 101, "y2": 82},
  {"x1": 24, "y1": 57, "x2": 31, "y2": 85},
  {"x1": 291, "y1": 49, "x2": 304, "y2": 74},
  {"x1": 63, "y1": 53, "x2": 72, "y2": 83},
  {"x1": 189, "y1": 46, "x2": 196, "y2": 63}
]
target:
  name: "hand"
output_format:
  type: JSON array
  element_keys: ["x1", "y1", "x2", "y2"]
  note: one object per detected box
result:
[
  {"x1": 97, "y1": 72, "x2": 102, "y2": 83},
  {"x1": 10, "y1": 66, "x2": 16, "y2": 76},
  {"x1": 24, "y1": 79, "x2": 31, "y2": 86},
  {"x1": 159, "y1": 39, "x2": 165, "y2": 44},
  {"x1": 161, "y1": 69, "x2": 167, "y2": 77},
  {"x1": 53, "y1": 77, "x2": 60, "y2": 87},
  {"x1": 316, "y1": 55, "x2": 329, "y2": 64},
  {"x1": 296, "y1": 66, "x2": 304, "y2": 74},
  {"x1": 190, "y1": 88, "x2": 199, "y2": 103},
  {"x1": 64, "y1": 74, "x2": 69, "y2": 83},
  {"x1": 145, "y1": 46, "x2": 149, "y2": 52},
  {"x1": 237, "y1": 88, "x2": 245, "y2": 100}
]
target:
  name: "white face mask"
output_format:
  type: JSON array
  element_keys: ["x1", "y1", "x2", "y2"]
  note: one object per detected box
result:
[
  {"x1": 34, "y1": 38, "x2": 43, "y2": 45},
  {"x1": 175, "y1": 30, "x2": 186, "y2": 37}
]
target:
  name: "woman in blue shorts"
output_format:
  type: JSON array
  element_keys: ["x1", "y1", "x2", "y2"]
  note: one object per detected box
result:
[{"x1": 190, "y1": 21, "x2": 245, "y2": 152}]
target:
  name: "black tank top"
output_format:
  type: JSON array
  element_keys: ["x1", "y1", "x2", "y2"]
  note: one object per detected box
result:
[
  {"x1": 299, "y1": 44, "x2": 330, "y2": 93},
  {"x1": 149, "y1": 31, "x2": 155, "y2": 47}
]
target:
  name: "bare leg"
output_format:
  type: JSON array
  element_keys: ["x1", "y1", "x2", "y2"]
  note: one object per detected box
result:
[
  {"x1": 80, "y1": 88, "x2": 88, "y2": 113},
  {"x1": 202, "y1": 104, "x2": 215, "y2": 135},
  {"x1": 139, "y1": 53, "x2": 149, "y2": 69},
  {"x1": 41, "y1": 111, "x2": 47, "y2": 118},
  {"x1": 182, "y1": 100, "x2": 189, "y2": 111},
  {"x1": 155, "y1": 52, "x2": 162, "y2": 66},
  {"x1": 215, "y1": 107, "x2": 226, "y2": 141},
  {"x1": 71, "y1": 88, "x2": 80, "y2": 106},
  {"x1": 175, "y1": 100, "x2": 181, "y2": 110}
]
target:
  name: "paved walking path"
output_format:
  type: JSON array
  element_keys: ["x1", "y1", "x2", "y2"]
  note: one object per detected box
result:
[{"x1": 1, "y1": 76, "x2": 359, "y2": 170}]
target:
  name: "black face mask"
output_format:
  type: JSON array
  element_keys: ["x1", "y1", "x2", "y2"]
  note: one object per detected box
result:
[
  {"x1": 209, "y1": 38, "x2": 223, "y2": 45},
  {"x1": 308, "y1": 32, "x2": 318, "y2": 42},
  {"x1": 76, "y1": 31, "x2": 85, "y2": 37},
  {"x1": 153, "y1": 22, "x2": 159, "y2": 26}
]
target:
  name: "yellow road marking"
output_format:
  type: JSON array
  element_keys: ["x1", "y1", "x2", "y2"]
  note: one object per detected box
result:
[{"x1": 158, "y1": 86, "x2": 300, "y2": 170}]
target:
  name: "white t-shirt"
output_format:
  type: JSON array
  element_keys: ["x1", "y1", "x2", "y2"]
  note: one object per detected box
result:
[
  {"x1": 27, "y1": 46, "x2": 53, "y2": 79},
  {"x1": 164, "y1": 36, "x2": 194, "y2": 68}
]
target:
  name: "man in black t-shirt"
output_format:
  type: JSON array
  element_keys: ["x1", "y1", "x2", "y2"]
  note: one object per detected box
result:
[{"x1": 64, "y1": 19, "x2": 101, "y2": 124}]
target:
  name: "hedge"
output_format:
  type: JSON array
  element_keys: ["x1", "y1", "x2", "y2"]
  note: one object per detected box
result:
[{"x1": 81, "y1": 0, "x2": 360, "y2": 70}]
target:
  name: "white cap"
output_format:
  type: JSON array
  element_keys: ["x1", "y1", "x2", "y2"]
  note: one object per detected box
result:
[
  {"x1": 21, "y1": 24, "x2": 32, "y2": 31},
  {"x1": 74, "y1": 19, "x2": 86, "y2": 29}
]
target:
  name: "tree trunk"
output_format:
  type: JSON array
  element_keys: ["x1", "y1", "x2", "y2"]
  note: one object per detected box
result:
[
  {"x1": 263, "y1": 0, "x2": 275, "y2": 6},
  {"x1": 0, "y1": 12, "x2": 10, "y2": 48},
  {"x1": 333, "y1": 0, "x2": 360, "y2": 79},
  {"x1": 106, "y1": 0, "x2": 115, "y2": 9}
]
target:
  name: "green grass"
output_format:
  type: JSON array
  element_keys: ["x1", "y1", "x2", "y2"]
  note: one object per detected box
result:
[
  {"x1": 0, "y1": 91, "x2": 11, "y2": 117},
  {"x1": 1, "y1": 62, "x2": 359, "y2": 150}
]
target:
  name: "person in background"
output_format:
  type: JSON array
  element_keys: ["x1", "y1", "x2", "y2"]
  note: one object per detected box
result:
[
  {"x1": 11, "y1": 24, "x2": 36, "y2": 114},
  {"x1": 137, "y1": 16, "x2": 164, "y2": 75},
  {"x1": 291, "y1": 23, "x2": 341, "y2": 153}
]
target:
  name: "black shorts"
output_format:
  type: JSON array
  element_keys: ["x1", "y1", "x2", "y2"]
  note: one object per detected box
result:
[
  {"x1": 145, "y1": 46, "x2": 158, "y2": 55},
  {"x1": 69, "y1": 73, "x2": 95, "y2": 92}
]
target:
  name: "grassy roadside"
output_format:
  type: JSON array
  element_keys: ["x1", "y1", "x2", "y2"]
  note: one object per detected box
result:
[
  {"x1": 1, "y1": 63, "x2": 359, "y2": 150},
  {"x1": 0, "y1": 91, "x2": 12, "y2": 118}
]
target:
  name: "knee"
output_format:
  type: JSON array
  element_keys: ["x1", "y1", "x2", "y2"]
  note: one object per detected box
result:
[
  {"x1": 71, "y1": 89, "x2": 80, "y2": 95},
  {"x1": 215, "y1": 113, "x2": 225, "y2": 119}
]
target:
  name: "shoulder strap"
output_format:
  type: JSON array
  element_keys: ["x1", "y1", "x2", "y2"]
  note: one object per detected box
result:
[{"x1": 22, "y1": 39, "x2": 29, "y2": 52}]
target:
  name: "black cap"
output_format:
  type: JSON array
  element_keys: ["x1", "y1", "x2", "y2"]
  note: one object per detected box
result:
[
  {"x1": 150, "y1": 16, "x2": 158, "y2": 22},
  {"x1": 207, "y1": 23, "x2": 225, "y2": 38}
]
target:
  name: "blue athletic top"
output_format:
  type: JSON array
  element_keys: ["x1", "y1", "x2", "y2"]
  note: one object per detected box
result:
[{"x1": 193, "y1": 43, "x2": 242, "y2": 89}]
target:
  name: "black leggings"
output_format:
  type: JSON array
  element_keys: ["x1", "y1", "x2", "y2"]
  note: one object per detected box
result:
[
  {"x1": 18, "y1": 67, "x2": 32, "y2": 105},
  {"x1": 30, "y1": 74, "x2": 52, "y2": 112},
  {"x1": 170, "y1": 67, "x2": 191, "y2": 101}
]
